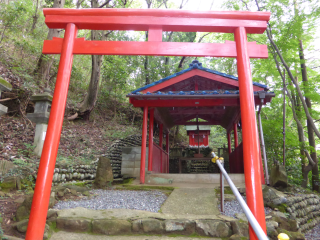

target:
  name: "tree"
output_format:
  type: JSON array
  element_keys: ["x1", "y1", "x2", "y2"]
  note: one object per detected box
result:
[{"x1": 33, "y1": 0, "x2": 66, "y2": 87}]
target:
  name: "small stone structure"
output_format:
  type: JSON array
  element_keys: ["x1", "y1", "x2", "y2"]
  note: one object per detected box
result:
[
  {"x1": 0, "y1": 77, "x2": 12, "y2": 116},
  {"x1": 121, "y1": 147, "x2": 149, "y2": 178},
  {"x1": 27, "y1": 89, "x2": 53, "y2": 157},
  {"x1": 94, "y1": 157, "x2": 113, "y2": 188}
]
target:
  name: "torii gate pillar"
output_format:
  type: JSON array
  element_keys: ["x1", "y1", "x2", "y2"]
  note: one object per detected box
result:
[{"x1": 235, "y1": 27, "x2": 266, "y2": 239}]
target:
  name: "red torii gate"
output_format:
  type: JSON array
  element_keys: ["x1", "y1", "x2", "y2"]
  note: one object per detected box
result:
[{"x1": 26, "y1": 8, "x2": 270, "y2": 240}]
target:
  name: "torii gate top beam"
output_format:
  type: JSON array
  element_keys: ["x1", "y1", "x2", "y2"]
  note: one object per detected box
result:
[{"x1": 42, "y1": 9, "x2": 270, "y2": 58}]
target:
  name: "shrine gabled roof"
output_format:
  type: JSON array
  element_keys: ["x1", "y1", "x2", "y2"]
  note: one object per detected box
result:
[{"x1": 131, "y1": 60, "x2": 268, "y2": 94}]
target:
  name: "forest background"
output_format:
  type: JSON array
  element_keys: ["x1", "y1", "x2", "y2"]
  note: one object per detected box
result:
[{"x1": 0, "y1": 0, "x2": 320, "y2": 191}]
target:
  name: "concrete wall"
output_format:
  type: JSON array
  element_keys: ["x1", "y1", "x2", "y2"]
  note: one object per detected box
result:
[{"x1": 121, "y1": 147, "x2": 149, "y2": 178}]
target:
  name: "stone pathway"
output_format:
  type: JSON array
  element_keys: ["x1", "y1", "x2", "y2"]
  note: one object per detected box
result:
[
  {"x1": 161, "y1": 188, "x2": 219, "y2": 215},
  {"x1": 50, "y1": 231, "x2": 223, "y2": 240}
]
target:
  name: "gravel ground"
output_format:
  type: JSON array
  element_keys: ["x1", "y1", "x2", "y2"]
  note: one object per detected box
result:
[
  {"x1": 305, "y1": 224, "x2": 320, "y2": 240},
  {"x1": 218, "y1": 197, "x2": 272, "y2": 218},
  {"x1": 53, "y1": 189, "x2": 168, "y2": 213}
]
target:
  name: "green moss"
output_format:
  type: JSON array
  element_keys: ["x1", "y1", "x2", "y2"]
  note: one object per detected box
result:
[
  {"x1": 122, "y1": 178, "x2": 134, "y2": 184},
  {"x1": 0, "y1": 77, "x2": 12, "y2": 90},
  {"x1": 214, "y1": 187, "x2": 233, "y2": 195},
  {"x1": 277, "y1": 203, "x2": 288, "y2": 213}
]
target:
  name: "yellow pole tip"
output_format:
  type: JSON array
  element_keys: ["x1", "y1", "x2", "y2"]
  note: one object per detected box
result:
[{"x1": 278, "y1": 233, "x2": 290, "y2": 240}]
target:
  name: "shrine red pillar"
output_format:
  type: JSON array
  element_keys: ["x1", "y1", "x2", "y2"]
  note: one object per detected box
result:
[
  {"x1": 235, "y1": 27, "x2": 266, "y2": 239},
  {"x1": 166, "y1": 131, "x2": 169, "y2": 173},
  {"x1": 233, "y1": 123, "x2": 239, "y2": 173},
  {"x1": 148, "y1": 109, "x2": 154, "y2": 171},
  {"x1": 159, "y1": 124, "x2": 163, "y2": 172},
  {"x1": 26, "y1": 23, "x2": 78, "y2": 240},
  {"x1": 140, "y1": 106, "x2": 148, "y2": 184},
  {"x1": 233, "y1": 123, "x2": 238, "y2": 148},
  {"x1": 227, "y1": 131, "x2": 233, "y2": 172},
  {"x1": 227, "y1": 132, "x2": 232, "y2": 154}
]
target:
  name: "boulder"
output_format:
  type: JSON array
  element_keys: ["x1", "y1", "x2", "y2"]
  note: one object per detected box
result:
[
  {"x1": 164, "y1": 219, "x2": 195, "y2": 235},
  {"x1": 92, "y1": 219, "x2": 131, "y2": 235},
  {"x1": 195, "y1": 220, "x2": 232, "y2": 238},
  {"x1": 1, "y1": 176, "x2": 21, "y2": 192},
  {"x1": 94, "y1": 157, "x2": 113, "y2": 188},
  {"x1": 141, "y1": 218, "x2": 164, "y2": 234},
  {"x1": 57, "y1": 217, "x2": 92, "y2": 232},
  {"x1": 15, "y1": 219, "x2": 29, "y2": 233},
  {"x1": 266, "y1": 221, "x2": 279, "y2": 240},
  {"x1": 270, "y1": 165, "x2": 288, "y2": 188},
  {"x1": 16, "y1": 194, "x2": 56, "y2": 221},
  {"x1": 231, "y1": 220, "x2": 249, "y2": 237},
  {"x1": 263, "y1": 186, "x2": 287, "y2": 208}
]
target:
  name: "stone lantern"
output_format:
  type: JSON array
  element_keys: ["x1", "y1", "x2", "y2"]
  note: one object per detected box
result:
[
  {"x1": 0, "y1": 77, "x2": 12, "y2": 116},
  {"x1": 27, "y1": 89, "x2": 53, "y2": 157}
]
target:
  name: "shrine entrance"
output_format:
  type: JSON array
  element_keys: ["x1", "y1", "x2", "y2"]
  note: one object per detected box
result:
[
  {"x1": 26, "y1": 8, "x2": 272, "y2": 240},
  {"x1": 127, "y1": 60, "x2": 274, "y2": 178}
]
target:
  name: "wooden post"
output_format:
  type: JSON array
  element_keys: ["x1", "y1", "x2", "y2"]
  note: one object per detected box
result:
[
  {"x1": 148, "y1": 109, "x2": 154, "y2": 171},
  {"x1": 159, "y1": 124, "x2": 163, "y2": 172},
  {"x1": 140, "y1": 107, "x2": 148, "y2": 183},
  {"x1": 166, "y1": 131, "x2": 169, "y2": 173}
]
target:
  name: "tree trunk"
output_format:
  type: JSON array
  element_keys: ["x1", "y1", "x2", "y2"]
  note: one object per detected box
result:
[
  {"x1": 299, "y1": 40, "x2": 319, "y2": 191},
  {"x1": 33, "y1": 0, "x2": 65, "y2": 87},
  {"x1": 30, "y1": 0, "x2": 39, "y2": 32},
  {"x1": 269, "y1": 47, "x2": 315, "y2": 188},
  {"x1": 78, "y1": 0, "x2": 104, "y2": 120}
]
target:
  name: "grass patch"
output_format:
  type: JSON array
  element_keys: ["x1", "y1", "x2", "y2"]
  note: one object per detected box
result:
[{"x1": 214, "y1": 187, "x2": 233, "y2": 195}]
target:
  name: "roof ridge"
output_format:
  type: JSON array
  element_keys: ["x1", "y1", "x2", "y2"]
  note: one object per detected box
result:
[{"x1": 131, "y1": 60, "x2": 268, "y2": 94}]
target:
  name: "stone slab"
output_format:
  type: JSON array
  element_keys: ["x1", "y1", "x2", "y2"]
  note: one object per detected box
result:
[
  {"x1": 49, "y1": 231, "x2": 223, "y2": 240},
  {"x1": 146, "y1": 173, "x2": 245, "y2": 184},
  {"x1": 0, "y1": 104, "x2": 8, "y2": 116},
  {"x1": 161, "y1": 188, "x2": 220, "y2": 215},
  {"x1": 56, "y1": 207, "x2": 230, "y2": 221}
]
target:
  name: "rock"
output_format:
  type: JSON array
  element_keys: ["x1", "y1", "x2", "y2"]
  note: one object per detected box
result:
[
  {"x1": 270, "y1": 211, "x2": 297, "y2": 232},
  {"x1": 277, "y1": 228, "x2": 305, "y2": 240},
  {"x1": 56, "y1": 217, "x2": 92, "y2": 232},
  {"x1": 15, "y1": 219, "x2": 29, "y2": 233},
  {"x1": 270, "y1": 165, "x2": 288, "y2": 188},
  {"x1": 141, "y1": 218, "x2": 164, "y2": 234},
  {"x1": 195, "y1": 220, "x2": 232, "y2": 237},
  {"x1": 70, "y1": 189, "x2": 78, "y2": 196},
  {"x1": 92, "y1": 219, "x2": 131, "y2": 235},
  {"x1": 43, "y1": 224, "x2": 50, "y2": 240},
  {"x1": 94, "y1": 157, "x2": 113, "y2": 188},
  {"x1": 164, "y1": 219, "x2": 195, "y2": 235},
  {"x1": 266, "y1": 221, "x2": 279, "y2": 240},
  {"x1": 57, "y1": 190, "x2": 64, "y2": 198},
  {"x1": 1, "y1": 176, "x2": 21, "y2": 192},
  {"x1": 47, "y1": 209, "x2": 58, "y2": 219},
  {"x1": 16, "y1": 194, "x2": 56, "y2": 221},
  {"x1": 235, "y1": 213, "x2": 248, "y2": 221},
  {"x1": 82, "y1": 191, "x2": 90, "y2": 197},
  {"x1": 231, "y1": 220, "x2": 249, "y2": 237},
  {"x1": 263, "y1": 186, "x2": 287, "y2": 209}
]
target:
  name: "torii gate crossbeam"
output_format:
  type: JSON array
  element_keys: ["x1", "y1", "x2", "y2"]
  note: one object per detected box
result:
[{"x1": 26, "y1": 8, "x2": 270, "y2": 240}]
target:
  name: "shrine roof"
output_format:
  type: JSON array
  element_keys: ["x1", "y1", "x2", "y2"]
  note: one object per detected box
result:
[
  {"x1": 186, "y1": 126, "x2": 212, "y2": 131},
  {"x1": 131, "y1": 60, "x2": 268, "y2": 94}
]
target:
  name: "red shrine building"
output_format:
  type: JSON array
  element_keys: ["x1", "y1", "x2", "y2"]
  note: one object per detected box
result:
[
  {"x1": 186, "y1": 125, "x2": 211, "y2": 148},
  {"x1": 127, "y1": 60, "x2": 274, "y2": 181}
]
